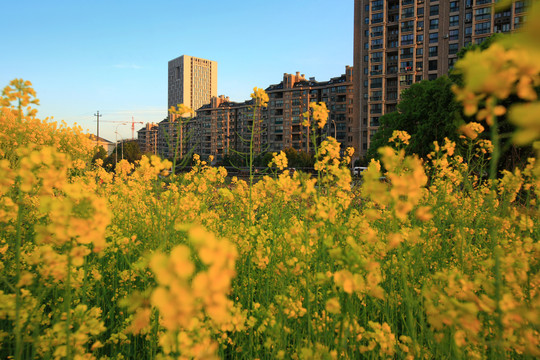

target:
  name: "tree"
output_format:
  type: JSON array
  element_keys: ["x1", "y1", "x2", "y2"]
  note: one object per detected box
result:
[
  {"x1": 367, "y1": 76, "x2": 461, "y2": 160},
  {"x1": 91, "y1": 146, "x2": 108, "y2": 164}
]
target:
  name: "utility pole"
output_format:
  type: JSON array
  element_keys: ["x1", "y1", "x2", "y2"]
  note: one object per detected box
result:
[{"x1": 94, "y1": 111, "x2": 102, "y2": 147}]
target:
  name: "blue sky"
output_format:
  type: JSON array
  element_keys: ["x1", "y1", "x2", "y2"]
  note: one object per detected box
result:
[{"x1": 2, "y1": 0, "x2": 353, "y2": 141}]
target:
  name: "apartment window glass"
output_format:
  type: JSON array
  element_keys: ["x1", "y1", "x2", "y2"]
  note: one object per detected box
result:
[
  {"x1": 416, "y1": 34, "x2": 424, "y2": 43},
  {"x1": 401, "y1": 20, "x2": 415, "y2": 32},
  {"x1": 402, "y1": 7, "x2": 414, "y2": 18},
  {"x1": 475, "y1": 21, "x2": 491, "y2": 34},
  {"x1": 449, "y1": 43, "x2": 459, "y2": 55},
  {"x1": 417, "y1": 21, "x2": 424, "y2": 30},
  {"x1": 371, "y1": 0, "x2": 383, "y2": 11},
  {"x1": 401, "y1": 34, "x2": 414, "y2": 45},
  {"x1": 514, "y1": 16, "x2": 525, "y2": 29},
  {"x1": 475, "y1": 7, "x2": 491, "y2": 20},
  {"x1": 400, "y1": 61, "x2": 413, "y2": 71},
  {"x1": 429, "y1": 46, "x2": 438, "y2": 57},
  {"x1": 515, "y1": 1, "x2": 525, "y2": 14},
  {"x1": 450, "y1": 1, "x2": 459, "y2": 12},
  {"x1": 371, "y1": 51, "x2": 383, "y2": 62},
  {"x1": 402, "y1": 0, "x2": 413, "y2": 5},
  {"x1": 449, "y1": 29, "x2": 459, "y2": 40},
  {"x1": 417, "y1": 7, "x2": 424, "y2": 16},
  {"x1": 370, "y1": 117, "x2": 380, "y2": 126},
  {"x1": 450, "y1": 15, "x2": 459, "y2": 27},
  {"x1": 476, "y1": 0, "x2": 491, "y2": 4},
  {"x1": 465, "y1": 26, "x2": 473, "y2": 36},
  {"x1": 371, "y1": 26, "x2": 384, "y2": 37},
  {"x1": 449, "y1": 57, "x2": 458, "y2": 68},
  {"x1": 428, "y1": 60, "x2": 438, "y2": 71},
  {"x1": 370, "y1": 104, "x2": 382, "y2": 114},
  {"x1": 416, "y1": 61, "x2": 423, "y2": 70},
  {"x1": 370, "y1": 78, "x2": 383, "y2": 89},
  {"x1": 429, "y1": 32, "x2": 438, "y2": 43},
  {"x1": 400, "y1": 75, "x2": 413, "y2": 86},
  {"x1": 371, "y1": 38, "x2": 383, "y2": 49},
  {"x1": 400, "y1": 48, "x2": 414, "y2": 59},
  {"x1": 430, "y1": 5, "x2": 439, "y2": 16},
  {"x1": 416, "y1": 47, "x2": 424, "y2": 56},
  {"x1": 372, "y1": 12, "x2": 384, "y2": 23},
  {"x1": 430, "y1": 19, "x2": 439, "y2": 30},
  {"x1": 415, "y1": 74, "x2": 423, "y2": 82}
]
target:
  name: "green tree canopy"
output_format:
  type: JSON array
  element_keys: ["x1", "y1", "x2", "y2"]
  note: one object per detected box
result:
[{"x1": 367, "y1": 76, "x2": 461, "y2": 160}]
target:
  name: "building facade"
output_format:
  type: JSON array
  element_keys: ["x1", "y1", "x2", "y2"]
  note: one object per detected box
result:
[
  {"x1": 144, "y1": 68, "x2": 355, "y2": 162},
  {"x1": 353, "y1": 0, "x2": 528, "y2": 156},
  {"x1": 168, "y1": 55, "x2": 218, "y2": 111},
  {"x1": 136, "y1": 123, "x2": 159, "y2": 155}
]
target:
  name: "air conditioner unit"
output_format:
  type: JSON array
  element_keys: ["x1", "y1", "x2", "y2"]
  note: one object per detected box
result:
[
  {"x1": 417, "y1": 27, "x2": 423, "y2": 30},
  {"x1": 416, "y1": 67, "x2": 423, "y2": 71}
]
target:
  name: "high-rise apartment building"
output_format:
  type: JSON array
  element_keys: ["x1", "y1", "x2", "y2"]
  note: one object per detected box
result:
[
  {"x1": 265, "y1": 69, "x2": 354, "y2": 154},
  {"x1": 168, "y1": 55, "x2": 218, "y2": 111},
  {"x1": 137, "y1": 123, "x2": 159, "y2": 155},
  {"x1": 353, "y1": 0, "x2": 528, "y2": 156}
]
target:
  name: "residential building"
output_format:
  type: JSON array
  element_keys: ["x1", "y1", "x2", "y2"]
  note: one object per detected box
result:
[
  {"x1": 353, "y1": 0, "x2": 528, "y2": 156},
  {"x1": 137, "y1": 123, "x2": 159, "y2": 154},
  {"x1": 168, "y1": 55, "x2": 218, "y2": 111},
  {"x1": 265, "y1": 68, "x2": 354, "y2": 154}
]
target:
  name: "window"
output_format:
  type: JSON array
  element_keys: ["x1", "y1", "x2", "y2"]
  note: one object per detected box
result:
[
  {"x1": 371, "y1": 0, "x2": 383, "y2": 11},
  {"x1": 416, "y1": 61, "x2": 423, "y2": 71},
  {"x1": 465, "y1": 26, "x2": 472, "y2": 36},
  {"x1": 428, "y1": 60, "x2": 438, "y2": 71},
  {"x1": 514, "y1": 16, "x2": 525, "y2": 29},
  {"x1": 417, "y1": 7, "x2": 424, "y2": 16},
  {"x1": 371, "y1": 26, "x2": 384, "y2": 37},
  {"x1": 401, "y1": 34, "x2": 414, "y2": 45},
  {"x1": 475, "y1": 7, "x2": 491, "y2": 20},
  {"x1": 370, "y1": 104, "x2": 382, "y2": 114},
  {"x1": 401, "y1": 20, "x2": 415, "y2": 32},
  {"x1": 372, "y1": 12, "x2": 384, "y2": 23},
  {"x1": 430, "y1": 5, "x2": 439, "y2": 16},
  {"x1": 450, "y1": 1, "x2": 459, "y2": 12},
  {"x1": 416, "y1": 47, "x2": 424, "y2": 56},
  {"x1": 476, "y1": 0, "x2": 491, "y2": 4},
  {"x1": 417, "y1": 21, "x2": 424, "y2": 30},
  {"x1": 370, "y1": 78, "x2": 383, "y2": 89},
  {"x1": 370, "y1": 117, "x2": 380, "y2": 127},
  {"x1": 449, "y1": 29, "x2": 459, "y2": 41},
  {"x1": 450, "y1": 15, "x2": 459, "y2": 27},
  {"x1": 429, "y1": 32, "x2": 438, "y2": 43},
  {"x1": 400, "y1": 74, "x2": 413, "y2": 86},
  {"x1": 371, "y1": 51, "x2": 383, "y2": 62},
  {"x1": 402, "y1": 7, "x2": 414, "y2": 18},
  {"x1": 388, "y1": 40, "x2": 399, "y2": 48},
  {"x1": 515, "y1": 1, "x2": 526, "y2": 14},
  {"x1": 475, "y1": 21, "x2": 491, "y2": 34},
  {"x1": 417, "y1": 34, "x2": 424, "y2": 43},
  {"x1": 449, "y1": 43, "x2": 459, "y2": 55},
  {"x1": 371, "y1": 38, "x2": 383, "y2": 49},
  {"x1": 429, "y1": 46, "x2": 438, "y2": 57},
  {"x1": 428, "y1": 74, "x2": 437, "y2": 81},
  {"x1": 430, "y1": 19, "x2": 439, "y2": 30},
  {"x1": 400, "y1": 47, "x2": 414, "y2": 59},
  {"x1": 365, "y1": 17, "x2": 369, "y2": 24},
  {"x1": 371, "y1": 64, "x2": 383, "y2": 75},
  {"x1": 494, "y1": 23, "x2": 511, "y2": 32},
  {"x1": 415, "y1": 74, "x2": 423, "y2": 82},
  {"x1": 449, "y1": 57, "x2": 458, "y2": 69},
  {"x1": 400, "y1": 61, "x2": 414, "y2": 71}
]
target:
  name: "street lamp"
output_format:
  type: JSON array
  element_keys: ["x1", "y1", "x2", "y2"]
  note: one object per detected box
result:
[{"x1": 115, "y1": 123, "x2": 128, "y2": 163}]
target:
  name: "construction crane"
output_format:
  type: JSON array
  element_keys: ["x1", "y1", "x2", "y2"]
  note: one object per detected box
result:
[{"x1": 94, "y1": 117, "x2": 144, "y2": 139}]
